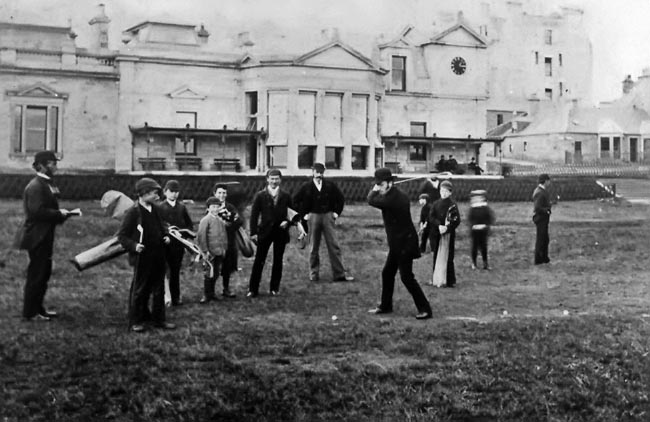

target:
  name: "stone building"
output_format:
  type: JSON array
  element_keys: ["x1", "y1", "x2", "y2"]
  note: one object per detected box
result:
[
  {"x1": 493, "y1": 70, "x2": 650, "y2": 164},
  {"x1": 1, "y1": 2, "x2": 593, "y2": 175}
]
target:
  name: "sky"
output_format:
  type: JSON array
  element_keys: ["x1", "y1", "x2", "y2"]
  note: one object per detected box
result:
[{"x1": 2, "y1": 0, "x2": 650, "y2": 104}]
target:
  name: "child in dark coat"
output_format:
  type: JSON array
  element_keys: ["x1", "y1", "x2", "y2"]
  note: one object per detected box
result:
[{"x1": 467, "y1": 190, "x2": 496, "y2": 270}]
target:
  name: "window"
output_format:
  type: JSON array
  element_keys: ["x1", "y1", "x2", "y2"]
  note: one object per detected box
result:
[
  {"x1": 497, "y1": 114, "x2": 503, "y2": 126},
  {"x1": 297, "y1": 91, "x2": 317, "y2": 141},
  {"x1": 600, "y1": 137, "x2": 610, "y2": 158},
  {"x1": 375, "y1": 148, "x2": 383, "y2": 169},
  {"x1": 559, "y1": 82, "x2": 564, "y2": 97},
  {"x1": 267, "y1": 146, "x2": 287, "y2": 168},
  {"x1": 174, "y1": 112, "x2": 197, "y2": 155},
  {"x1": 245, "y1": 91, "x2": 258, "y2": 130},
  {"x1": 524, "y1": 141, "x2": 527, "y2": 152},
  {"x1": 352, "y1": 146, "x2": 368, "y2": 169},
  {"x1": 409, "y1": 144, "x2": 426, "y2": 161},
  {"x1": 298, "y1": 145, "x2": 316, "y2": 169},
  {"x1": 545, "y1": 57, "x2": 552, "y2": 77},
  {"x1": 323, "y1": 93, "x2": 343, "y2": 143},
  {"x1": 559, "y1": 53, "x2": 563, "y2": 66},
  {"x1": 545, "y1": 89, "x2": 553, "y2": 100},
  {"x1": 410, "y1": 122, "x2": 426, "y2": 137},
  {"x1": 351, "y1": 94, "x2": 369, "y2": 142},
  {"x1": 545, "y1": 29, "x2": 552, "y2": 45},
  {"x1": 11, "y1": 105, "x2": 61, "y2": 154},
  {"x1": 325, "y1": 147, "x2": 343, "y2": 169},
  {"x1": 391, "y1": 56, "x2": 406, "y2": 91},
  {"x1": 535, "y1": 51, "x2": 539, "y2": 65},
  {"x1": 175, "y1": 111, "x2": 197, "y2": 128},
  {"x1": 613, "y1": 137, "x2": 621, "y2": 159}
]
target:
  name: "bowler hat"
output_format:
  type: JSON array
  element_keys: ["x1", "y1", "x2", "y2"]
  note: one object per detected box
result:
[
  {"x1": 34, "y1": 150, "x2": 59, "y2": 164},
  {"x1": 374, "y1": 167, "x2": 394, "y2": 183},
  {"x1": 135, "y1": 177, "x2": 161, "y2": 195},
  {"x1": 312, "y1": 162, "x2": 326, "y2": 173},
  {"x1": 440, "y1": 180, "x2": 453, "y2": 191},
  {"x1": 164, "y1": 180, "x2": 180, "y2": 192},
  {"x1": 266, "y1": 168, "x2": 282, "y2": 177},
  {"x1": 538, "y1": 173, "x2": 550, "y2": 184}
]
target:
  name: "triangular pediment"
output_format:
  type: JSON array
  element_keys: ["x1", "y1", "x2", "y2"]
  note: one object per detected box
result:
[
  {"x1": 379, "y1": 25, "x2": 416, "y2": 49},
  {"x1": 598, "y1": 118, "x2": 624, "y2": 134},
  {"x1": 425, "y1": 24, "x2": 487, "y2": 48},
  {"x1": 296, "y1": 42, "x2": 382, "y2": 72},
  {"x1": 167, "y1": 85, "x2": 206, "y2": 100},
  {"x1": 6, "y1": 83, "x2": 68, "y2": 99}
]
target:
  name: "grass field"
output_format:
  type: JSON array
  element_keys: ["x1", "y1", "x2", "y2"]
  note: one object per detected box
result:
[{"x1": 1, "y1": 197, "x2": 650, "y2": 421}]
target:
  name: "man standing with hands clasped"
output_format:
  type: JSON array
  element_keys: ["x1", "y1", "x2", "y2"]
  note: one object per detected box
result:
[
  {"x1": 532, "y1": 173, "x2": 552, "y2": 265},
  {"x1": 294, "y1": 162, "x2": 354, "y2": 282},
  {"x1": 367, "y1": 168, "x2": 432, "y2": 320},
  {"x1": 15, "y1": 150, "x2": 77, "y2": 321}
]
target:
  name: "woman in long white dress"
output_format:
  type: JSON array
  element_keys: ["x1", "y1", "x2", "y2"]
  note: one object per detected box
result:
[{"x1": 429, "y1": 181, "x2": 460, "y2": 287}]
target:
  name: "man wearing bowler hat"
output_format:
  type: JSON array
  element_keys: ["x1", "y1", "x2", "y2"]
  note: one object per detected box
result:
[
  {"x1": 16, "y1": 150, "x2": 74, "y2": 321},
  {"x1": 293, "y1": 162, "x2": 354, "y2": 282},
  {"x1": 367, "y1": 167, "x2": 432, "y2": 320}
]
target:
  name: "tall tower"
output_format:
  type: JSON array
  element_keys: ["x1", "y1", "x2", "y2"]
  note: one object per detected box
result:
[{"x1": 88, "y1": 3, "x2": 110, "y2": 50}]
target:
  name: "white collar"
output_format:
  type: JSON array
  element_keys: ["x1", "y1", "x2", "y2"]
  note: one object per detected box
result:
[
  {"x1": 267, "y1": 186, "x2": 279, "y2": 197},
  {"x1": 166, "y1": 199, "x2": 177, "y2": 206},
  {"x1": 36, "y1": 172, "x2": 51, "y2": 180}
]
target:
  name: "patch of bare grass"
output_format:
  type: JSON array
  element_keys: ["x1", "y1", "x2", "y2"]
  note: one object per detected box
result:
[{"x1": 1, "y1": 199, "x2": 650, "y2": 421}]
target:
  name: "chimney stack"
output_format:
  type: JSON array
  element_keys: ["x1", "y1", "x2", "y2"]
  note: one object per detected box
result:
[
  {"x1": 88, "y1": 3, "x2": 110, "y2": 50},
  {"x1": 197, "y1": 24, "x2": 210, "y2": 45},
  {"x1": 622, "y1": 74, "x2": 634, "y2": 94}
]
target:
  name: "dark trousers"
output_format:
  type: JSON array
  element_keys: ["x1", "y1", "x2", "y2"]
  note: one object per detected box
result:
[
  {"x1": 534, "y1": 215, "x2": 550, "y2": 264},
  {"x1": 419, "y1": 226, "x2": 430, "y2": 253},
  {"x1": 379, "y1": 250, "x2": 431, "y2": 314},
  {"x1": 23, "y1": 231, "x2": 54, "y2": 318},
  {"x1": 204, "y1": 255, "x2": 224, "y2": 297},
  {"x1": 430, "y1": 233, "x2": 457, "y2": 286},
  {"x1": 165, "y1": 244, "x2": 185, "y2": 305},
  {"x1": 221, "y1": 246, "x2": 237, "y2": 291},
  {"x1": 129, "y1": 250, "x2": 166, "y2": 326},
  {"x1": 471, "y1": 230, "x2": 489, "y2": 266},
  {"x1": 248, "y1": 235, "x2": 287, "y2": 294}
]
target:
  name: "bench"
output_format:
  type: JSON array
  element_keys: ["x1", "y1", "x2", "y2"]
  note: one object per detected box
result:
[
  {"x1": 175, "y1": 156, "x2": 202, "y2": 170},
  {"x1": 138, "y1": 157, "x2": 166, "y2": 171},
  {"x1": 213, "y1": 158, "x2": 241, "y2": 172}
]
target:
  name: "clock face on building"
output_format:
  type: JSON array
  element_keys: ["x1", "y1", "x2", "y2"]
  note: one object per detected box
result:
[{"x1": 451, "y1": 56, "x2": 467, "y2": 75}]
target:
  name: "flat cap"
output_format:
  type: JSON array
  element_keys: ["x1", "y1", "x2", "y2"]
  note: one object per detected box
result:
[
  {"x1": 206, "y1": 197, "x2": 221, "y2": 207},
  {"x1": 135, "y1": 177, "x2": 161, "y2": 195},
  {"x1": 163, "y1": 180, "x2": 180, "y2": 191},
  {"x1": 440, "y1": 180, "x2": 453, "y2": 191},
  {"x1": 312, "y1": 162, "x2": 326, "y2": 172},
  {"x1": 266, "y1": 168, "x2": 282, "y2": 177}
]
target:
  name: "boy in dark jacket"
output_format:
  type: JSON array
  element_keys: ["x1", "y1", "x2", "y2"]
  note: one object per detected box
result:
[
  {"x1": 118, "y1": 178, "x2": 174, "y2": 333},
  {"x1": 467, "y1": 190, "x2": 496, "y2": 270},
  {"x1": 158, "y1": 180, "x2": 194, "y2": 306}
]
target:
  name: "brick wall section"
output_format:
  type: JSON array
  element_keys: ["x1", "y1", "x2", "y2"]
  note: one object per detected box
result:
[{"x1": 0, "y1": 174, "x2": 610, "y2": 204}]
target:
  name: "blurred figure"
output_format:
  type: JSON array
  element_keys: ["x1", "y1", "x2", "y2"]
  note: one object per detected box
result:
[
  {"x1": 417, "y1": 193, "x2": 432, "y2": 253},
  {"x1": 467, "y1": 190, "x2": 496, "y2": 270}
]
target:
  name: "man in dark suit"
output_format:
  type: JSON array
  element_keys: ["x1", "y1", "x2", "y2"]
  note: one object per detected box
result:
[
  {"x1": 293, "y1": 162, "x2": 353, "y2": 282},
  {"x1": 16, "y1": 150, "x2": 74, "y2": 321},
  {"x1": 247, "y1": 168, "x2": 298, "y2": 297},
  {"x1": 533, "y1": 173, "x2": 552, "y2": 265},
  {"x1": 367, "y1": 167, "x2": 432, "y2": 320}
]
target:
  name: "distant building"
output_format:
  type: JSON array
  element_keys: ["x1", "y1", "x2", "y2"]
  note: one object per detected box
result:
[
  {"x1": 2, "y1": 2, "x2": 593, "y2": 175},
  {"x1": 493, "y1": 69, "x2": 650, "y2": 164}
]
